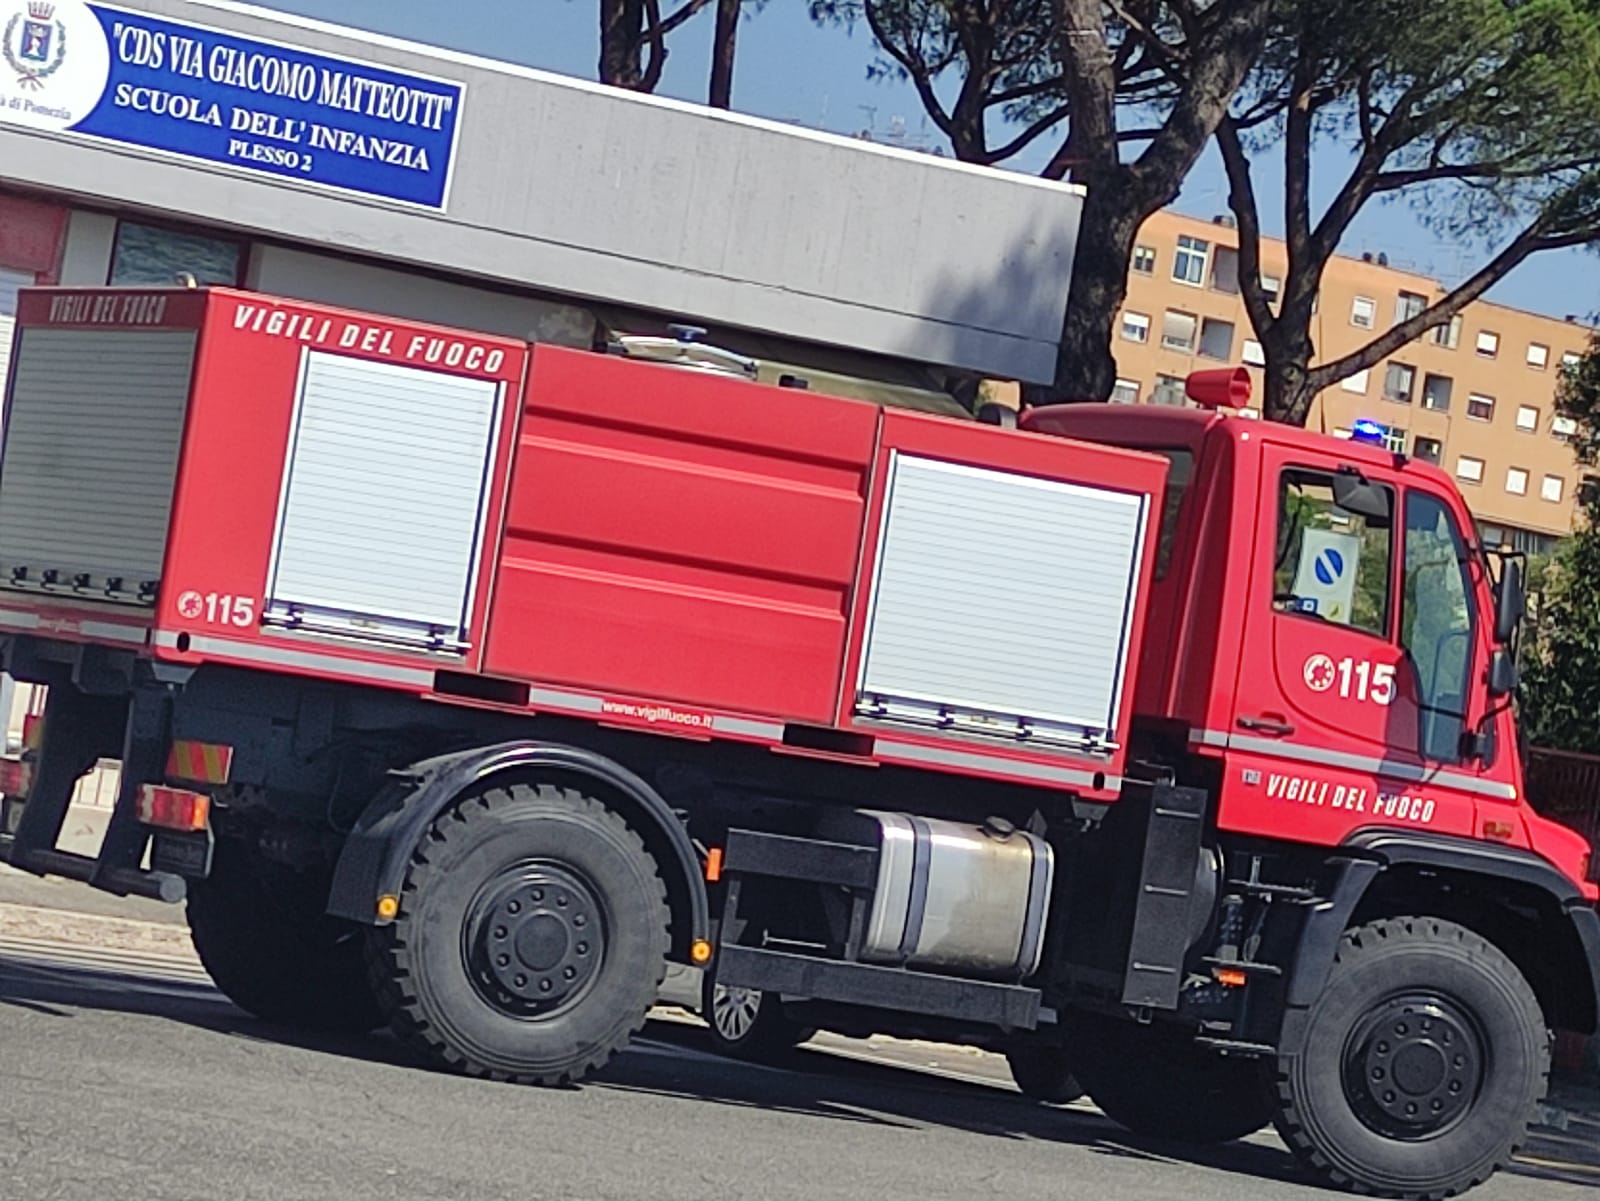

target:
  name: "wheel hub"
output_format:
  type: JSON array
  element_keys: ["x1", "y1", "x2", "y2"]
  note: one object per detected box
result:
[
  {"x1": 1343, "y1": 993, "x2": 1484, "y2": 1140},
  {"x1": 464, "y1": 864, "x2": 604, "y2": 1018},
  {"x1": 711, "y1": 983, "x2": 763, "y2": 1042}
]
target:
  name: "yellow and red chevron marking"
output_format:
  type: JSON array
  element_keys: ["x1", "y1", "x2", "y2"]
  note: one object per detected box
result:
[{"x1": 165, "y1": 740, "x2": 233, "y2": 785}]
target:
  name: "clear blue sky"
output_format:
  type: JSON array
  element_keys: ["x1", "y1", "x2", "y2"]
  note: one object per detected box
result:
[{"x1": 252, "y1": 0, "x2": 1596, "y2": 323}]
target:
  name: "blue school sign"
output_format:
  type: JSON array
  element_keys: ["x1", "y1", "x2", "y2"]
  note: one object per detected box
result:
[{"x1": 0, "y1": 1, "x2": 463, "y2": 209}]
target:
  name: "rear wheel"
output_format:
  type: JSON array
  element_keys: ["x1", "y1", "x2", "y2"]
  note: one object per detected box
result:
[
  {"x1": 368, "y1": 783, "x2": 669, "y2": 1085},
  {"x1": 1269, "y1": 916, "x2": 1548, "y2": 1199},
  {"x1": 187, "y1": 838, "x2": 382, "y2": 1033},
  {"x1": 1070, "y1": 1014, "x2": 1272, "y2": 1143},
  {"x1": 700, "y1": 965, "x2": 814, "y2": 1060},
  {"x1": 1005, "y1": 1044, "x2": 1083, "y2": 1103}
]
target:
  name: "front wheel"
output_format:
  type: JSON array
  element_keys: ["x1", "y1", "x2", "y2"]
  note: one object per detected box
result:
[
  {"x1": 1005, "y1": 1044, "x2": 1083, "y2": 1103},
  {"x1": 1268, "y1": 916, "x2": 1548, "y2": 1199},
  {"x1": 1069, "y1": 1014, "x2": 1273, "y2": 1143},
  {"x1": 368, "y1": 783, "x2": 669, "y2": 1085}
]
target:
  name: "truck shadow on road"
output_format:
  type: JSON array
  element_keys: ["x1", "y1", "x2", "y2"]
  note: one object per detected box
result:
[{"x1": 3, "y1": 957, "x2": 1593, "y2": 1192}]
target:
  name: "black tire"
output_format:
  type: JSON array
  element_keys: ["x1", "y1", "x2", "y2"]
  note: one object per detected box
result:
[
  {"x1": 700, "y1": 963, "x2": 814, "y2": 1060},
  {"x1": 1070, "y1": 1013, "x2": 1273, "y2": 1143},
  {"x1": 368, "y1": 783, "x2": 669, "y2": 1085},
  {"x1": 1268, "y1": 916, "x2": 1548, "y2": 1199},
  {"x1": 186, "y1": 839, "x2": 382, "y2": 1033},
  {"x1": 1006, "y1": 1044, "x2": 1084, "y2": 1103}
]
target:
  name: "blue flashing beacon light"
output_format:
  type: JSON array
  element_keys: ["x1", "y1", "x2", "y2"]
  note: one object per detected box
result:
[{"x1": 1351, "y1": 418, "x2": 1387, "y2": 445}]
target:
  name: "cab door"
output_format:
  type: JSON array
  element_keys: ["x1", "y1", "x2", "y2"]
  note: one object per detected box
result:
[{"x1": 1238, "y1": 441, "x2": 1422, "y2": 763}]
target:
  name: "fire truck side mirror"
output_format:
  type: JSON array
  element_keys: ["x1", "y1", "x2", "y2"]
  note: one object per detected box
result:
[
  {"x1": 1487, "y1": 647, "x2": 1518, "y2": 698},
  {"x1": 1493, "y1": 557, "x2": 1525, "y2": 645}
]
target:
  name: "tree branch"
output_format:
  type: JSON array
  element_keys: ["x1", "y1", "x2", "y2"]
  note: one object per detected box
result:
[{"x1": 1217, "y1": 116, "x2": 1276, "y2": 339}]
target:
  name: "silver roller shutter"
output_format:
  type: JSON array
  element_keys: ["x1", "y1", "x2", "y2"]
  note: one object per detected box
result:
[
  {"x1": 0, "y1": 326, "x2": 196, "y2": 598},
  {"x1": 264, "y1": 351, "x2": 503, "y2": 651},
  {"x1": 856, "y1": 454, "x2": 1149, "y2": 751}
]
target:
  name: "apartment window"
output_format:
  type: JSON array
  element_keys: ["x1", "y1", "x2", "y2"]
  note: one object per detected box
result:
[
  {"x1": 1527, "y1": 342, "x2": 1550, "y2": 371},
  {"x1": 1209, "y1": 246, "x2": 1240, "y2": 294},
  {"x1": 1465, "y1": 394, "x2": 1495, "y2": 422},
  {"x1": 1262, "y1": 274, "x2": 1282, "y2": 307},
  {"x1": 1432, "y1": 313, "x2": 1463, "y2": 349},
  {"x1": 1421, "y1": 373, "x2": 1453, "y2": 412},
  {"x1": 1198, "y1": 316, "x2": 1235, "y2": 360},
  {"x1": 1381, "y1": 426, "x2": 1407, "y2": 455},
  {"x1": 1383, "y1": 362, "x2": 1415, "y2": 404},
  {"x1": 1110, "y1": 378, "x2": 1141, "y2": 405},
  {"x1": 1476, "y1": 330, "x2": 1500, "y2": 358},
  {"x1": 1395, "y1": 291, "x2": 1426, "y2": 324},
  {"x1": 1552, "y1": 415, "x2": 1578, "y2": 440},
  {"x1": 1351, "y1": 296, "x2": 1377, "y2": 329},
  {"x1": 1563, "y1": 350, "x2": 1583, "y2": 371},
  {"x1": 1161, "y1": 310, "x2": 1198, "y2": 353},
  {"x1": 1152, "y1": 374, "x2": 1188, "y2": 406},
  {"x1": 1172, "y1": 235, "x2": 1208, "y2": 285},
  {"x1": 1505, "y1": 467, "x2": 1528, "y2": 496},
  {"x1": 1413, "y1": 436, "x2": 1442, "y2": 465},
  {"x1": 1542, "y1": 474, "x2": 1565, "y2": 503},
  {"x1": 1341, "y1": 369, "x2": 1370, "y2": 395},
  {"x1": 1516, "y1": 405, "x2": 1540, "y2": 433},
  {"x1": 1242, "y1": 339, "x2": 1265, "y2": 366},
  {"x1": 1456, "y1": 456, "x2": 1484, "y2": 484},
  {"x1": 109, "y1": 220, "x2": 246, "y2": 287},
  {"x1": 1121, "y1": 310, "x2": 1151, "y2": 343},
  {"x1": 1132, "y1": 244, "x2": 1157, "y2": 275},
  {"x1": 1334, "y1": 428, "x2": 1353, "y2": 439}
]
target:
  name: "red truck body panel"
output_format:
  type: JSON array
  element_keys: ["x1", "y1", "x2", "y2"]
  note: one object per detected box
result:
[{"x1": 3, "y1": 287, "x2": 1175, "y2": 803}]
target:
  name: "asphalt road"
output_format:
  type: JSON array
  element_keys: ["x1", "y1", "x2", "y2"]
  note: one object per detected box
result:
[{"x1": 1, "y1": 935, "x2": 1597, "y2": 1201}]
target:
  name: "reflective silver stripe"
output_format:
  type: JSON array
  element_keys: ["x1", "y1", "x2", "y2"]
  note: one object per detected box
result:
[
  {"x1": 80, "y1": 621, "x2": 150, "y2": 645},
  {"x1": 1200, "y1": 728, "x2": 1519, "y2": 801},
  {"x1": 528, "y1": 687, "x2": 601, "y2": 714},
  {"x1": 714, "y1": 714, "x2": 786, "y2": 740},
  {"x1": 156, "y1": 631, "x2": 436, "y2": 689},
  {"x1": 876, "y1": 737, "x2": 1112, "y2": 791},
  {"x1": 0, "y1": 609, "x2": 40, "y2": 630}
]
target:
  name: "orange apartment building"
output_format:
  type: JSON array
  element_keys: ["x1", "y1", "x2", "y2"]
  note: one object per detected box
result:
[{"x1": 1112, "y1": 209, "x2": 1596, "y2": 553}]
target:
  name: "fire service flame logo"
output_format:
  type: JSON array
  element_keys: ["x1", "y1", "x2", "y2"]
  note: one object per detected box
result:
[{"x1": 4, "y1": 1, "x2": 67, "y2": 90}]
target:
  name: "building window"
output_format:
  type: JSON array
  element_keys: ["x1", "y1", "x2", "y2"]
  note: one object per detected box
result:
[
  {"x1": 1351, "y1": 296, "x2": 1377, "y2": 329},
  {"x1": 1421, "y1": 373, "x2": 1452, "y2": 412},
  {"x1": 1465, "y1": 394, "x2": 1495, "y2": 422},
  {"x1": 1341, "y1": 369, "x2": 1370, "y2": 395},
  {"x1": 1198, "y1": 316, "x2": 1235, "y2": 360},
  {"x1": 1161, "y1": 310, "x2": 1198, "y2": 353},
  {"x1": 1172, "y1": 235, "x2": 1208, "y2": 285},
  {"x1": 1527, "y1": 342, "x2": 1550, "y2": 371},
  {"x1": 1475, "y1": 330, "x2": 1500, "y2": 358},
  {"x1": 1505, "y1": 467, "x2": 1529, "y2": 496},
  {"x1": 1542, "y1": 474, "x2": 1565, "y2": 503},
  {"x1": 1383, "y1": 362, "x2": 1415, "y2": 403},
  {"x1": 1413, "y1": 436, "x2": 1442, "y2": 465},
  {"x1": 1432, "y1": 313, "x2": 1463, "y2": 349},
  {"x1": 1132, "y1": 244, "x2": 1156, "y2": 275},
  {"x1": 109, "y1": 221, "x2": 245, "y2": 287},
  {"x1": 1121, "y1": 310, "x2": 1151, "y2": 343},
  {"x1": 1242, "y1": 339, "x2": 1265, "y2": 366},
  {"x1": 1395, "y1": 291, "x2": 1426, "y2": 324},
  {"x1": 1516, "y1": 404, "x2": 1539, "y2": 433},
  {"x1": 1152, "y1": 374, "x2": 1188, "y2": 406},
  {"x1": 1261, "y1": 274, "x2": 1282, "y2": 307},
  {"x1": 1563, "y1": 350, "x2": 1583, "y2": 372},
  {"x1": 1552, "y1": 414, "x2": 1578, "y2": 440},
  {"x1": 1381, "y1": 425, "x2": 1407, "y2": 455},
  {"x1": 1456, "y1": 456, "x2": 1484, "y2": 484},
  {"x1": 1110, "y1": 378, "x2": 1141, "y2": 405},
  {"x1": 1210, "y1": 246, "x2": 1240, "y2": 294}
]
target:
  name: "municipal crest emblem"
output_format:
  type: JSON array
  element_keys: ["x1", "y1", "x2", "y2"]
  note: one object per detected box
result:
[{"x1": 4, "y1": 2, "x2": 67, "y2": 89}]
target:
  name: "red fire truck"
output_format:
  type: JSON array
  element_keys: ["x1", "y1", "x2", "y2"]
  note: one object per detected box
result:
[{"x1": 0, "y1": 287, "x2": 1594, "y2": 1198}]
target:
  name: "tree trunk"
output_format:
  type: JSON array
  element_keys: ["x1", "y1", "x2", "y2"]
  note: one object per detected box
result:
[
  {"x1": 1023, "y1": 173, "x2": 1141, "y2": 405},
  {"x1": 709, "y1": 0, "x2": 739, "y2": 109},
  {"x1": 1261, "y1": 323, "x2": 1318, "y2": 424},
  {"x1": 600, "y1": 0, "x2": 647, "y2": 89}
]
